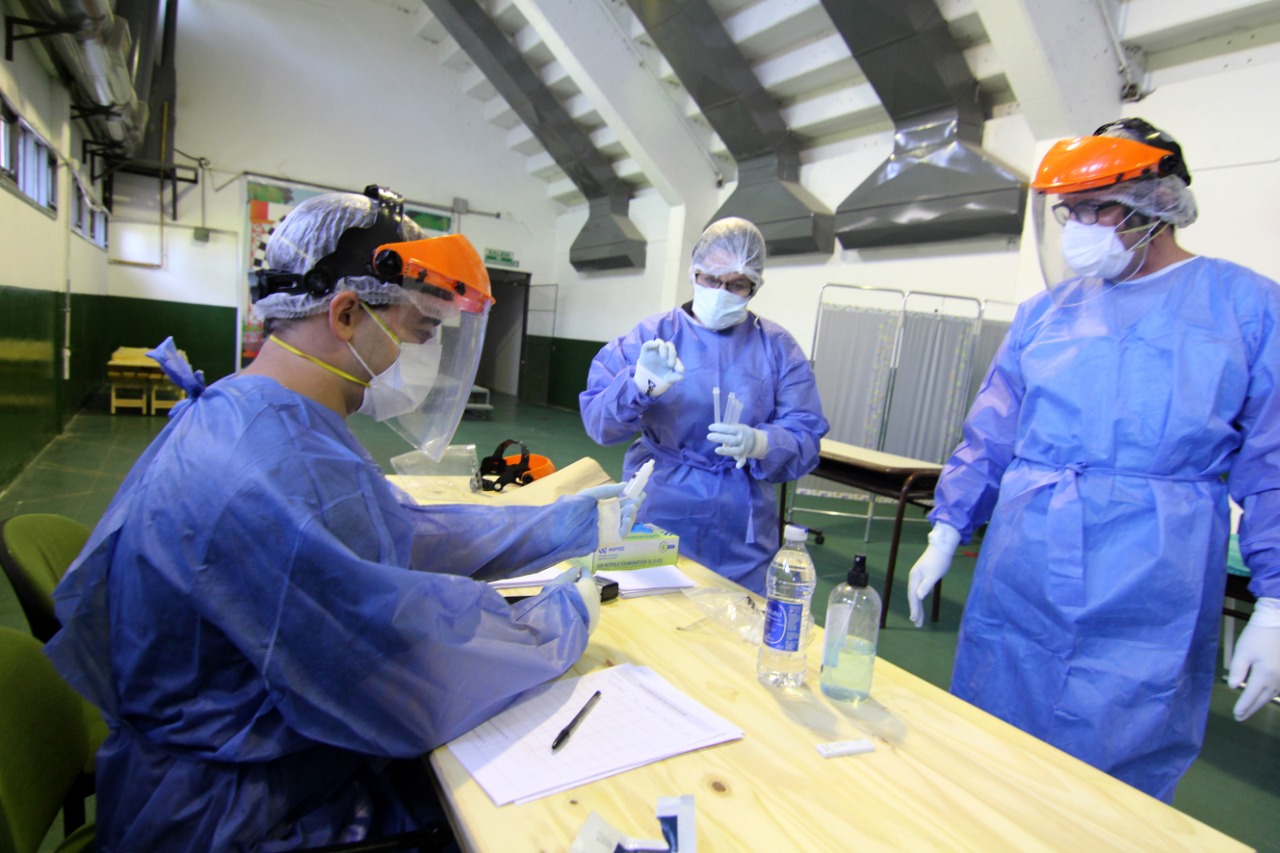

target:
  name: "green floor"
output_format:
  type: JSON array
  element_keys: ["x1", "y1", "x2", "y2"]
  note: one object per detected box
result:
[{"x1": 3, "y1": 392, "x2": 1278, "y2": 851}]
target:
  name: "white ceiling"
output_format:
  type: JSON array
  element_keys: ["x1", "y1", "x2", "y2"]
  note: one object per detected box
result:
[{"x1": 367, "y1": 0, "x2": 1280, "y2": 207}]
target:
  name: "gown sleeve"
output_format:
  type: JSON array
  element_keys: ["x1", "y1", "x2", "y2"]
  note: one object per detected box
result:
[
  {"x1": 199, "y1": 477, "x2": 591, "y2": 757},
  {"x1": 1228, "y1": 277, "x2": 1280, "y2": 600},
  {"x1": 928, "y1": 311, "x2": 1028, "y2": 542},
  {"x1": 400, "y1": 495, "x2": 600, "y2": 580},
  {"x1": 579, "y1": 331, "x2": 659, "y2": 445},
  {"x1": 745, "y1": 330, "x2": 828, "y2": 484}
]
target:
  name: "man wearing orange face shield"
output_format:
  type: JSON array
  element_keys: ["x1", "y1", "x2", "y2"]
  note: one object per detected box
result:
[
  {"x1": 45, "y1": 187, "x2": 637, "y2": 851},
  {"x1": 906, "y1": 120, "x2": 1280, "y2": 802}
]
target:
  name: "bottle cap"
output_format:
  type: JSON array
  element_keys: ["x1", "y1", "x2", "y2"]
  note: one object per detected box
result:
[
  {"x1": 847, "y1": 554, "x2": 869, "y2": 588},
  {"x1": 783, "y1": 524, "x2": 807, "y2": 543}
]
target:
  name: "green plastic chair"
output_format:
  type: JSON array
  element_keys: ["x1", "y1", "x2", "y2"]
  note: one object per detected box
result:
[
  {"x1": 0, "y1": 514, "x2": 106, "y2": 827},
  {"x1": 0, "y1": 514, "x2": 91, "y2": 643},
  {"x1": 0, "y1": 627, "x2": 94, "y2": 853}
]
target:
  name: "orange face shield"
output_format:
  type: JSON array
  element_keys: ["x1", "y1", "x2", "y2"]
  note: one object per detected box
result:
[
  {"x1": 1032, "y1": 136, "x2": 1177, "y2": 195},
  {"x1": 372, "y1": 234, "x2": 495, "y2": 315}
]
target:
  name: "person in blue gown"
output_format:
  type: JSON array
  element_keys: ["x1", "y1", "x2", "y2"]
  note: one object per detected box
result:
[
  {"x1": 580, "y1": 217, "x2": 828, "y2": 595},
  {"x1": 45, "y1": 187, "x2": 638, "y2": 851},
  {"x1": 906, "y1": 119, "x2": 1280, "y2": 802}
]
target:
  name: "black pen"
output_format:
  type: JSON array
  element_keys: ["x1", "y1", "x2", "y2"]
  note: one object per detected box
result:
[{"x1": 551, "y1": 690, "x2": 602, "y2": 752}]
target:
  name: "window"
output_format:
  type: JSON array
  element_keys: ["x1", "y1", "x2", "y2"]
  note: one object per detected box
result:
[
  {"x1": 0, "y1": 99, "x2": 16, "y2": 180},
  {"x1": 70, "y1": 172, "x2": 108, "y2": 248},
  {"x1": 11, "y1": 118, "x2": 58, "y2": 210}
]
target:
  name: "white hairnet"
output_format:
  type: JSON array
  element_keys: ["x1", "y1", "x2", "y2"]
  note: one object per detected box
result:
[
  {"x1": 1090, "y1": 125, "x2": 1198, "y2": 229},
  {"x1": 690, "y1": 217, "x2": 766, "y2": 291},
  {"x1": 254, "y1": 192, "x2": 428, "y2": 321}
]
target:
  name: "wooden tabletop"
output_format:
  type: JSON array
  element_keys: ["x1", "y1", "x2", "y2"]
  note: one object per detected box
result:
[
  {"x1": 429, "y1": 558, "x2": 1247, "y2": 852},
  {"x1": 819, "y1": 438, "x2": 943, "y2": 473}
]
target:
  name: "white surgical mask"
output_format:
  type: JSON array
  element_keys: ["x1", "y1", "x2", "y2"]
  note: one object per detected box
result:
[
  {"x1": 1060, "y1": 220, "x2": 1139, "y2": 281},
  {"x1": 348, "y1": 307, "x2": 442, "y2": 420},
  {"x1": 692, "y1": 286, "x2": 750, "y2": 330}
]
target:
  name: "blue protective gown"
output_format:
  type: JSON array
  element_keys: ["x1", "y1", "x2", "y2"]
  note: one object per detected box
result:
[
  {"x1": 45, "y1": 373, "x2": 601, "y2": 852},
  {"x1": 930, "y1": 257, "x2": 1280, "y2": 802},
  {"x1": 580, "y1": 305, "x2": 828, "y2": 594}
]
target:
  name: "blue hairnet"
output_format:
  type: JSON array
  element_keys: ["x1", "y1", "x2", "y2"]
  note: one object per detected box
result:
[
  {"x1": 255, "y1": 192, "x2": 429, "y2": 321},
  {"x1": 690, "y1": 217, "x2": 766, "y2": 291}
]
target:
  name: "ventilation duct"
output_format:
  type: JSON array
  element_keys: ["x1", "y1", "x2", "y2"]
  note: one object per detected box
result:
[
  {"x1": 422, "y1": 0, "x2": 645, "y2": 271},
  {"x1": 821, "y1": 0, "x2": 1026, "y2": 249},
  {"x1": 571, "y1": 192, "x2": 647, "y2": 271},
  {"x1": 12, "y1": 0, "x2": 151, "y2": 157},
  {"x1": 625, "y1": 0, "x2": 833, "y2": 256}
]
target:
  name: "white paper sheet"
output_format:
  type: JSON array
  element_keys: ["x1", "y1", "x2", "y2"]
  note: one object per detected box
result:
[
  {"x1": 596, "y1": 565, "x2": 697, "y2": 598},
  {"x1": 446, "y1": 664, "x2": 742, "y2": 806}
]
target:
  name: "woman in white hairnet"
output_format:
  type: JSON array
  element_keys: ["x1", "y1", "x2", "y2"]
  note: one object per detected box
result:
[
  {"x1": 46, "y1": 186, "x2": 640, "y2": 851},
  {"x1": 580, "y1": 217, "x2": 828, "y2": 594},
  {"x1": 906, "y1": 119, "x2": 1280, "y2": 803}
]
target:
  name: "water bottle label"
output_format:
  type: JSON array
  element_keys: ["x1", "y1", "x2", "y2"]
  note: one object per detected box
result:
[{"x1": 763, "y1": 599, "x2": 804, "y2": 652}]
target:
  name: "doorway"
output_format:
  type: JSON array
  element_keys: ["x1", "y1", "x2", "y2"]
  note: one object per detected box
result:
[{"x1": 475, "y1": 268, "x2": 530, "y2": 397}]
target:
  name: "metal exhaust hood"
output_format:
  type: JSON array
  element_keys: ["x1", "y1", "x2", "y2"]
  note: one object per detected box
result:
[
  {"x1": 822, "y1": 0, "x2": 1026, "y2": 249},
  {"x1": 422, "y1": 0, "x2": 646, "y2": 271},
  {"x1": 625, "y1": 0, "x2": 833, "y2": 256},
  {"x1": 570, "y1": 193, "x2": 647, "y2": 271}
]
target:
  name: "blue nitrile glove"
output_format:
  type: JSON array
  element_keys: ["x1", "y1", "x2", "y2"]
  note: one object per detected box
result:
[
  {"x1": 549, "y1": 564, "x2": 601, "y2": 635},
  {"x1": 708, "y1": 422, "x2": 769, "y2": 468},
  {"x1": 635, "y1": 339, "x2": 685, "y2": 397}
]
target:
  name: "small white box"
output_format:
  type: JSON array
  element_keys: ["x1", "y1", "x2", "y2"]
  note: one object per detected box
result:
[{"x1": 592, "y1": 523, "x2": 680, "y2": 572}]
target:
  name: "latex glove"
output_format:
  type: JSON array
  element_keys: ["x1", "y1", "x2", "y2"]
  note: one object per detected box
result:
[
  {"x1": 578, "y1": 483, "x2": 644, "y2": 542},
  {"x1": 549, "y1": 565, "x2": 601, "y2": 636},
  {"x1": 907, "y1": 524, "x2": 961, "y2": 628},
  {"x1": 634, "y1": 339, "x2": 685, "y2": 397},
  {"x1": 708, "y1": 422, "x2": 769, "y2": 469},
  {"x1": 1228, "y1": 596, "x2": 1280, "y2": 721}
]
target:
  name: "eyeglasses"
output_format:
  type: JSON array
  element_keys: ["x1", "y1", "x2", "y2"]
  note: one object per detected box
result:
[
  {"x1": 695, "y1": 272, "x2": 755, "y2": 297},
  {"x1": 1051, "y1": 200, "x2": 1126, "y2": 226}
]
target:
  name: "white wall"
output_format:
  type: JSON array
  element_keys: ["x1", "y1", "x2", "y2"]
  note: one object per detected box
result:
[
  {"x1": 551, "y1": 58, "x2": 1280, "y2": 357},
  {"x1": 0, "y1": 36, "x2": 107, "y2": 299},
  {"x1": 12, "y1": 0, "x2": 1277, "y2": 370},
  {"x1": 110, "y1": 0, "x2": 569, "y2": 317}
]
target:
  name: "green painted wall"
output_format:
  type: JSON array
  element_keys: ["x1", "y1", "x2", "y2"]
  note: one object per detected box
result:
[
  {"x1": 0, "y1": 285, "x2": 60, "y2": 488},
  {"x1": 68, "y1": 293, "x2": 237, "y2": 398},
  {"x1": 0, "y1": 286, "x2": 237, "y2": 491},
  {"x1": 545, "y1": 336, "x2": 606, "y2": 412}
]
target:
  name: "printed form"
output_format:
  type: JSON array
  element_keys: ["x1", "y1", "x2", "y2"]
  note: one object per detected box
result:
[{"x1": 446, "y1": 663, "x2": 743, "y2": 805}]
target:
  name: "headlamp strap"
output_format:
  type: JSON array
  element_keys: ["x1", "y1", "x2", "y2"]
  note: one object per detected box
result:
[{"x1": 478, "y1": 439, "x2": 532, "y2": 492}]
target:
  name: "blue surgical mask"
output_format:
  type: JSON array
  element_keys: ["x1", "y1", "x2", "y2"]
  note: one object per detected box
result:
[{"x1": 692, "y1": 285, "x2": 749, "y2": 330}]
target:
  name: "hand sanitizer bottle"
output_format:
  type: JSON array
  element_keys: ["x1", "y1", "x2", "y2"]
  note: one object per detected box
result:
[{"x1": 820, "y1": 554, "x2": 881, "y2": 702}]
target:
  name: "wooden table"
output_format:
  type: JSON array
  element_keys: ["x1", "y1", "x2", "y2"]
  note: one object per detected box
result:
[
  {"x1": 106, "y1": 346, "x2": 186, "y2": 415},
  {"x1": 429, "y1": 558, "x2": 1246, "y2": 852},
  {"x1": 782, "y1": 438, "x2": 943, "y2": 627}
]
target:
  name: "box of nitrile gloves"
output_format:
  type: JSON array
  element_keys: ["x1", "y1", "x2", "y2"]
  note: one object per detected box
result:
[{"x1": 592, "y1": 523, "x2": 680, "y2": 571}]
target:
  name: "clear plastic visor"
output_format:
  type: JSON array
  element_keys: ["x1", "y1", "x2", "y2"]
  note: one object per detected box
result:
[
  {"x1": 1031, "y1": 189, "x2": 1156, "y2": 308},
  {"x1": 370, "y1": 290, "x2": 490, "y2": 461}
]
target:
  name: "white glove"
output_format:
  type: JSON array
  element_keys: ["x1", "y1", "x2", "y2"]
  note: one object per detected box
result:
[
  {"x1": 550, "y1": 565, "x2": 601, "y2": 636},
  {"x1": 907, "y1": 524, "x2": 961, "y2": 628},
  {"x1": 1228, "y1": 596, "x2": 1280, "y2": 721},
  {"x1": 708, "y1": 422, "x2": 769, "y2": 469},
  {"x1": 574, "y1": 573, "x2": 602, "y2": 636},
  {"x1": 634, "y1": 339, "x2": 685, "y2": 397},
  {"x1": 578, "y1": 482, "x2": 645, "y2": 544}
]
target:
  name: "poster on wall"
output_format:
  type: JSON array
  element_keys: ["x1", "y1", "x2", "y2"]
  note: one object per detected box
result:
[{"x1": 242, "y1": 178, "x2": 453, "y2": 363}]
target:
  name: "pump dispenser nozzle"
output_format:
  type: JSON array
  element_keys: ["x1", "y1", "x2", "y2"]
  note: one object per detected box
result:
[{"x1": 848, "y1": 554, "x2": 869, "y2": 588}]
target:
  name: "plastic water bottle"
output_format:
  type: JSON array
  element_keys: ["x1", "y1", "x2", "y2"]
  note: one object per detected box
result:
[
  {"x1": 757, "y1": 524, "x2": 816, "y2": 689},
  {"x1": 820, "y1": 554, "x2": 882, "y2": 703}
]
